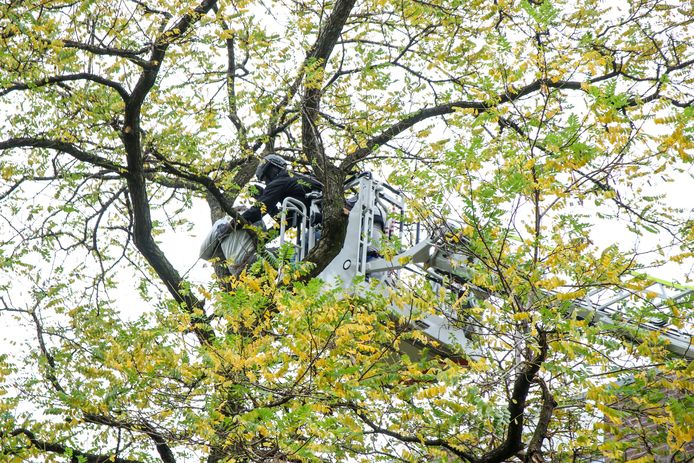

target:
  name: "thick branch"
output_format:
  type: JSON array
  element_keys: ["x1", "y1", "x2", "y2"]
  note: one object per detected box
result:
[
  {"x1": 61, "y1": 39, "x2": 150, "y2": 66},
  {"x1": 305, "y1": 0, "x2": 358, "y2": 64},
  {"x1": 342, "y1": 99, "x2": 485, "y2": 169},
  {"x1": 124, "y1": 172, "x2": 213, "y2": 344},
  {"x1": 478, "y1": 330, "x2": 549, "y2": 463},
  {"x1": 296, "y1": 0, "x2": 358, "y2": 273},
  {"x1": 140, "y1": 422, "x2": 178, "y2": 463},
  {"x1": 120, "y1": 0, "x2": 219, "y2": 345},
  {"x1": 4, "y1": 428, "x2": 142, "y2": 463},
  {"x1": 128, "y1": 0, "x2": 218, "y2": 110},
  {"x1": 0, "y1": 138, "x2": 125, "y2": 172},
  {"x1": 0, "y1": 72, "x2": 130, "y2": 100},
  {"x1": 340, "y1": 69, "x2": 694, "y2": 168},
  {"x1": 147, "y1": 145, "x2": 243, "y2": 219},
  {"x1": 524, "y1": 378, "x2": 556, "y2": 462},
  {"x1": 302, "y1": 0, "x2": 358, "y2": 166}
]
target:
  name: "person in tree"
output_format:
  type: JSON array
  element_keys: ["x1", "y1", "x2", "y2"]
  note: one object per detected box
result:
[
  {"x1": 241, "y1": 154, "x2": 322, "y2": 225},
  {"x1": 200, "y1": 154, "x2": 322, "y2": 274}
]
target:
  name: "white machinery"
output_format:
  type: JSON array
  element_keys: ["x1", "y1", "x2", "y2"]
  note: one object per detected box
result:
[{"x1": 274, "y1": 173, "x2": 693, "y2": 360}]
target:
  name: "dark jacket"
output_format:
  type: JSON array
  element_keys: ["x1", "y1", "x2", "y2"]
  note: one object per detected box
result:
[{"x1": 241, "y1": 171, "x2": 321, "y2": 224}]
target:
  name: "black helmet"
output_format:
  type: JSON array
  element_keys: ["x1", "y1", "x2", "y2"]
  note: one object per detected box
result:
[{"x1": 255, "y1": 154, "x2": 287, "y2": 182}]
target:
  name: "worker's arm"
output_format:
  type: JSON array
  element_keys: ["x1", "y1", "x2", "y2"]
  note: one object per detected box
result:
[{"x1": 241, "y1": 177, "x2": 289, "y2": 223}]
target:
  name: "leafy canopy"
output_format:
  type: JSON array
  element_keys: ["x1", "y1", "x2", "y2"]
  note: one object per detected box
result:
[{"x1": 1, "y1": 0, "x2": 692, "y2": 462}]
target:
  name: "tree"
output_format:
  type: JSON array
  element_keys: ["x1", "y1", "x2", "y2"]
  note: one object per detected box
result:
[{"x1": 1, "y1": 0, "x2": 692, "y2": 461}]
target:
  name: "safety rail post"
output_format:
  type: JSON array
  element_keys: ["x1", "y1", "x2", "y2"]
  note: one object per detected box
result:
[
  {"x1": 278, "y1": 197, "x2": 309, "y2": 261},
  {"x1": 359, "y1": 177, "x2": 407, "y2": 278},
  {"x1": 306, "y1": 194, "x2": 322, "y2": 253}
]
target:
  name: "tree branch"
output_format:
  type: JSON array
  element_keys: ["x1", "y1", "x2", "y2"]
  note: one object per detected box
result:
[
  {"x1": 61, "y1": 39, "x2": 150, "y2": 67},
  {"x1": 296, "y1": 0, "x2": 359, "y2": 274},
  {"x1": 478, "y1": 330, "x2": 549, "y2": 463},
  {"x1": 494, "y1": 113, "x2": 685, "y2": 241},
  {"x1": 0, "y1": 138, "x2": 125, "y2": 173},
  {"x1": 524, "y1": 377, "x2": 556, "y2": 463},
  {"x1": 211, "y1": 6, "x2": 250, "y2": 152},
  {"x1": 147, "y1": 145, "x2": 241, "y2": 219},
  {"x1": 301, "y1": 0, "x2": 358, "y2": 167},
  {"x1": 82, "y1": 414, "x2": 178, "y2": 463},
  {"x1": 0, "y1": 72, "x2": 130, "y2": 100},
  {"x1": 119, "y1": 0, "x2": 220, "y2": 345},
  {"x1": 29, "y1": 306, "x2": 67, "y2": 395},
  {"x1": 351, "y1": 405, "x2": 477, "y2": 462},
  {"x1": 3, "y1": 428, "x2": 143, "y2": 463},
  {"x1": 340, "y1": 69, "x2": 691, "y2": 168}
]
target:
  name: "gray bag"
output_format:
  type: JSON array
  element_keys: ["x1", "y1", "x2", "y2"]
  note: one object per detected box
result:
[{"x1": 199, "y1": 217, "x2": 255, "y2": 271}]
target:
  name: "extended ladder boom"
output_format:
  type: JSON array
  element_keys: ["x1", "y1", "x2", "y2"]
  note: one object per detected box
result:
[
  {"x1": 365, "y1": 238, "x2": 694, "y2": 360},
  {"x1": 277, "y1": 173, "x2": 693, "y2": 361},
  {"x1": 571, "y1": 278, "x2": 694, "y2": 358}
]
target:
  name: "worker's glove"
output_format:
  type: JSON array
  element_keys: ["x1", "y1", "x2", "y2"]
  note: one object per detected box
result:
[{"x1": 215, "y1": 218, "x2": 236, "y2": 239}]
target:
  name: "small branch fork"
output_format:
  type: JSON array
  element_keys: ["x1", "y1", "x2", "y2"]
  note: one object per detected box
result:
[{"x1": 351, "y1": 330, "x2": 551, "y2": 463}]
